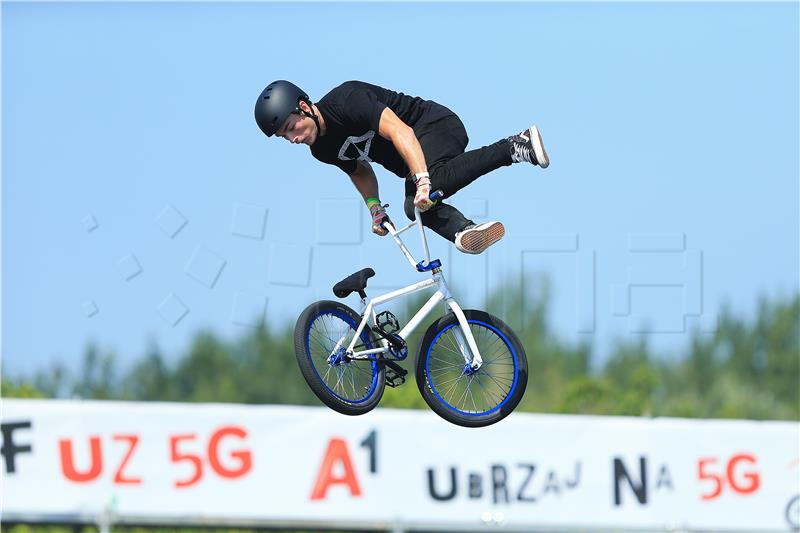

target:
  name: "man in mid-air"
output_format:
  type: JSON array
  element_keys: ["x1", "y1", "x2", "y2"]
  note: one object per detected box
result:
[{"x1": 254, "y1": 80, "x2": 549, "y2": 254}]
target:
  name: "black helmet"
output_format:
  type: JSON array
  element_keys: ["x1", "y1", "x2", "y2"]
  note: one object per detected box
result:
[{"x1": 254, "y1": 80, "x2": 309, "y2": 137}]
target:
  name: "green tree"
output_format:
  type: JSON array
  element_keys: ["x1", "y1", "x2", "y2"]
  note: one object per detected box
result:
[
  {"x1": 72, "y1": 343, "x2": 119, "y2": 400},
  {"x1": 122, "y1": 341, "x2": 175, "y2": 401},
  {"x1": 1, "y1": 377, "x2": 46, "y2": 398}
]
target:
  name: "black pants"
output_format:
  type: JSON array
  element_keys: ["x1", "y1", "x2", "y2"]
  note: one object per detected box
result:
[{"x1": 403, "y1": 115, "x2": 512, "y2": 242}]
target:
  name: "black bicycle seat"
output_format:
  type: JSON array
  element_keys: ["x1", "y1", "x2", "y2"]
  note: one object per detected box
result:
[{"x1": 333, "y1": 268, "x2": 376, "y2": 298}]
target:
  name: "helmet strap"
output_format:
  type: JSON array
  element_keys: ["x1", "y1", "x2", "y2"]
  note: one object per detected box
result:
[{"x1": 299, "y1": 99, "x2": 322, "y2": 136}]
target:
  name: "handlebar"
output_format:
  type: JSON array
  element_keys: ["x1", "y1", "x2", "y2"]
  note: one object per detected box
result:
[
  {"x1": 379, "y1": 189, "x2": 443, "y2": 232},
  {"x1": 380, "y1": 190, "x2": 443, "y2": 224}
]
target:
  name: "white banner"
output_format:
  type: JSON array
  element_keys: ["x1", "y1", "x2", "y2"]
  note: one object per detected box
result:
[{"x1": 1, "y1": 399, "x2": 798, "y2": 531}]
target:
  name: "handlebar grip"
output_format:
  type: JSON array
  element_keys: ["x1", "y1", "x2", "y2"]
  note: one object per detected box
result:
[{"x1": 429, "y1": 190, "x2": 444, "y2": 201}]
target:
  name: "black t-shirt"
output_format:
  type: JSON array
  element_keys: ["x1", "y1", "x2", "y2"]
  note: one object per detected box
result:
[{"x1": 310, "y1": 81, "x2": 455, "y2": 177}]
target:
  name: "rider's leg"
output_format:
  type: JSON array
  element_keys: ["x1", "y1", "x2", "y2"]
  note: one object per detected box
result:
[
  {"x1": 405, "y1": 115, "x2": 543, "y2": 252},
  {"x1": 403, "y1": 116, "x2": 507, "y2": 246},
  {"x1": 432, "y1": 141, "x2": 513, "y2": 198},
  {"x1": 415, "y1": 115, "x2": 547, "y2": 199},
  {"x1": 415, "y1": 115, "x2": 511, "y2": 199}
]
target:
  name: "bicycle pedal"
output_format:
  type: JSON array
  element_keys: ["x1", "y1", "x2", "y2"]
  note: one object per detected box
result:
[
  {"x1": 385, "y1": 371, "x2": 406, "y2": 388},
  {"x1": 383, "y1": 359, "x2": 408, "y2": 388},
  {"x1": 376, "y1": 311, "x2": 400, "y2": 334}
]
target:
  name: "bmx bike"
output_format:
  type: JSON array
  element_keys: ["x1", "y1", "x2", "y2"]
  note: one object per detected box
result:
[{"x1": 293, "y1": 191, "x2": 528, "y2": 427}]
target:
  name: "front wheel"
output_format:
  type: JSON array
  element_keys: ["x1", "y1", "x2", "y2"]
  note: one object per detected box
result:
[
  {"x1": 416, "y1": 310, "x2": 527, "y2": 427},
  {"x1": 294, "y1": 300, "x2": 385, "y2": 415}
]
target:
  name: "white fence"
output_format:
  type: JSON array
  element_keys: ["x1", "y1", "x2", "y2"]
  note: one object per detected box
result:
[{"x1": 1, "y1": 399, "x2": 798, "y2": 531}]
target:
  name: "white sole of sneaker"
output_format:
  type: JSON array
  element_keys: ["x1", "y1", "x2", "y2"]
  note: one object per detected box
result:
[
  {"x1": 456, "y1": 222, "x2": 506, "y2": 254},
  {"x1": 530, "y1": 125, "x2": 549, "y2": 169}
]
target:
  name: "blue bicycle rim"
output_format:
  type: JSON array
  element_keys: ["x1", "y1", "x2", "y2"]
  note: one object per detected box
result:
[
  {"x1": 305, "y1": 309, "x2": 379, "y2": 404},
  {"x1": 425, "y1": 319, "x2": 518, "y2": 417}
]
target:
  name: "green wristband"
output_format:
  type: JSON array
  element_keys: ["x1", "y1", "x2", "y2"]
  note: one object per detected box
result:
[{"x1": 366, "y1": 197, "x2": 381, "y2": 209}]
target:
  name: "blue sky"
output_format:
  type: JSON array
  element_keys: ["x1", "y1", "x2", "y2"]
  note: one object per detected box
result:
[{"x1": 2, "y1": 2, "x2": 798, "y2": 376}]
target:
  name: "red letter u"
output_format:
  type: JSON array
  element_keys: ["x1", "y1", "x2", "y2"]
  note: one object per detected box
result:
[{"x1": 59, "y1": 436, "x2": 103, "y2": 482}]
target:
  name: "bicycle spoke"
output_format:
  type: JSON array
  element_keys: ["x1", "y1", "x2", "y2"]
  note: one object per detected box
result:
[
  {"x1": 442, "y1": 373, "x2": 467, "y2": 404},
  {"x1": 444, "y1": 329, "x2": 461, "y2": 353},
  {"x1": 484, "y1": 371, "x2": 513, "y2": 392},
  {"x1": 429, "y1": 359, "x2": 461, "y2": 369},
  {"x1": 430, "y1": 352, "x2": 463, "y2": 364},
  {"x1": 310, "y1": 334, "x2": 336, "y2": 356},
  {"x1": 466, "y1": 378, "x2": 479, "y2": 412},
  {"x1": 322, "y1": 364, "x2": 334, "y2": 384},
  {"x1": 455, "y1": 378, "x2": 473, "y2": 410},
  {"x1": 471, "y1": 374, "x2": 493, "y2": 408},
  {"x1": 310, "y1": 326, "x2": 344, "y2": 353},
  {"x1": 346, "y1": 365, "x2": 354, "y2": 397},
  {"x1": 434, "y1": 373, "x2": 469, "y2": 388},
  {"x1": 436, "y1": 340, "x2": 468, "y2": 361},
  {"x1": 445, "y1": 330, "x2": 468, "y2": 360},
  {"x1": 474, "y1": 373, "x2": 504, "y2": 407},
  {"x1": 334, "y1": 367, "x2": 346, "y2": 393},
  {"x1": 318, "y1": 316, "x2": 339, "y2": 346},
  {"x1": 481, "y1": 350, "x2": 513, "y2": 366},
  {"x1": 429, "y1": 366, "x2": 461, "y2": 377}
]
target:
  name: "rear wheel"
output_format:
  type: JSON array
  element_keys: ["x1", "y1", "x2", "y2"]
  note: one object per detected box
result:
[
  {"x1": 416, "y1": 310, "x2": 527, "y2": 427},
  {"x1": 294, "y1": 301, "x2": 385, "y2": 415}
]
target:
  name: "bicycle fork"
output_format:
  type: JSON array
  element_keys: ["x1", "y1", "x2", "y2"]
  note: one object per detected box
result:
[{"x1": 445, "y1": 298, "x2": 484, "y2": 371}]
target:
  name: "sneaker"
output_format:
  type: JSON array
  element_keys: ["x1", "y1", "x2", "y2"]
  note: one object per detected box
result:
[
  {"x1": 508, "y1": 125, "x2": 549, "y2": 168},
  {"x1": 455, "y1": 221, "x2": 506, "y2": 254}
]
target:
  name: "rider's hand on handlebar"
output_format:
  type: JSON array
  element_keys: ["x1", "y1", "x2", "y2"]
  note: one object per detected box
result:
[
  {"x1": 413, "y1": 174, "x2": 434, "y2": 212},
  {"x1": 369, "y1": 202, "x2": 391, "y2": 236}
]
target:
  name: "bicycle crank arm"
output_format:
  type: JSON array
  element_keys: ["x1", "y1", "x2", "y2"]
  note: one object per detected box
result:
[
  {"x1": 371, "y1": 325, "x2": 406, "y2": 350},
  {"x1": 378, "y1": 358, "x2": 408, "y2": 388}
]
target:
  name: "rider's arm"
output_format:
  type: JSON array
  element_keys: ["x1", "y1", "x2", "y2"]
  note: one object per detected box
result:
[
  {"x1": 377, "y1": 107, "x2": 435, "y2": 210},
  {"x1": 377, "y1": 107, "x2": 427, "y2": 176},
  {"x1": 348, "y1": 160, "x2": 380, "y2": 201},
  {"x1": 349, "y1": 161, "x2": 391, "y2": 236}
]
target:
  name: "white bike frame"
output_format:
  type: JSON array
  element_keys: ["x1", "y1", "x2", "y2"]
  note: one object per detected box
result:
[{"x1": 338, "y1": 204, "x2": 484, "y2": 370}]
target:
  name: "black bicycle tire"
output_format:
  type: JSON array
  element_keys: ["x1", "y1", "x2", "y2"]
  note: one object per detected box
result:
[
  {"x1": 294, "y1": 300, "x2": 385, "y2": 415},
  {"x1": 415, "y1": 309, "x2": 528, "y2": 427}
]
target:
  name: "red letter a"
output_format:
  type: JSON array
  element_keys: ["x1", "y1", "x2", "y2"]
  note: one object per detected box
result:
[{"x1": 310, "y1": 438, "x2": 362, "y2": 500}]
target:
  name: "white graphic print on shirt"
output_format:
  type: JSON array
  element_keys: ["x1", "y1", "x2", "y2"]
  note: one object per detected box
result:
[{"x1": 338, "y1": 131, "x2": 375, "y2": 162}]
